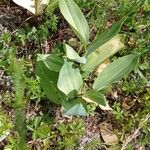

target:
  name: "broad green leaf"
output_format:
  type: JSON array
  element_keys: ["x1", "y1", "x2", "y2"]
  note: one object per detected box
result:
[
  {"x1": 57, "y1": 61, "x2": 83, "y2": 95},
  {"x1": 36, "y1": 55, "x2": 58, "y2": 83},
  {"x1": 86, "y1": 20, "x2": 124, "y2": 56},
  {"x1": 82, "y1": 89, "x2": 106, "y2": 106},
  {"x1": 65, "y1": 44, "x2": 86, "y2": 64},
  {"x1": 65, "y1": 104, "x2": 87, "y2": 116},
  {"x1": 62, "y1": 98, "x2": 88, "y2": 116},
  {"x1": 37, "y1": 54, "x2": 64, "y2": 72},
  {"x1": 36, "y1": 55, "x2": 66, "y2": 104},
  {"x1": 93, "y1": 54, "x2": 139, "y2": 90},
  {"x1": 82, "y1": 34, "x2": 125, "y2": 72},
  {"x1": 41, "y1": 80, "x2": 66, "y2": 104},
  {"x1": 66, "y1": 90, "x2": 78, "y2": 100},
  {"x1": 59, "y1": 0, "x2": 89, "y2": 45}
]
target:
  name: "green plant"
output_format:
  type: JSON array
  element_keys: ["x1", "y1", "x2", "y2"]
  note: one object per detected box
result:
[
  {"x1": 9, "y1": 53, "x2": 27, "y2": 150},
  {"x1": 0, "y1": 32, "x2": 27, "y2": 149},
  {"x1": 84, "y1": 138, "x2": 102, "y2": 150},
  {"x1": 27, "y1": 117, "x2": 85, "y2": 149},
  {"x1": 113, "y1": 102, "x2": 124, "y2": 120},
  {"x1": 58, "y1": 118, "x2": 85, "y2": 149},
  {"x1": 0, "y1": 32, "x2": 12, "y2": 69},
  {"x1": 0, "y1": 113, "x2": 12, "y2": 143},
  {"x1": 1, "y1": 92, "x2": 14, "y2": 106},
  {"x1": 25, "y1": 77, "x2": 45, "y2": 100},
  {"x1": 36, "y1": 0, "x2": 139, "y2": 116},
  {"x1": 27, "y1": 116, "x2": 50, "y2": 140}
]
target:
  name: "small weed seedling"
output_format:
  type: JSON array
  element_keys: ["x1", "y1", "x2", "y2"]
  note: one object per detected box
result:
[{"x1": 113, "y1": 102, "x2": 124, "y2": 121}]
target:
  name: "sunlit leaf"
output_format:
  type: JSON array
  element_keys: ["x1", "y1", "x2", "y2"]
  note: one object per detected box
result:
[
  {"x1": 62, "y1": 98, "x2": 88, "y2": 116},
  {"x1": 93, "y1": 54, "x2": 139, "y2": 90},
  {"x1": 59, "y1": 0, "x2": 89, "y2": 45},
  {"x1": 37, "y1": 54, "x2": 64, "y2": 72},
  {"x1": 65, "y1": 44, "x2": 86, "y2": 64},
  {"x1": 57, "y1": 61, "x2": 83, "y2": 95},
  {"x1": 82, "y1": 34, "x2": 125, "y2": 72}
]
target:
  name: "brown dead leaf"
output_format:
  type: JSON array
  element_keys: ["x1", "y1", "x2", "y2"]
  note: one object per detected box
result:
[
  {"x1": 68, "y1": 38, "x2": 78, "y2": 47},
  {"x1": 122, "y1": 98, "x2": 136, "y2": 110},
  {"x1": 95, "y1": 59, "x2": 110, "y2": 76},
  {"x1": 99, "y1": 123, "x2": 118, "y2": 145},
  {"x1": 128, "y1": 37, "x2": 135, "y2": 47}
]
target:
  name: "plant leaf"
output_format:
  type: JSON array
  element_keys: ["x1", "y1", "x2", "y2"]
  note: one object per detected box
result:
[
  {"x1": 64, "y1": 104, "x2": 87, "y2": 116},
  {"x1": 93, "y1": 54, "x2": 139, "y2": 90},
  {"x1": 36, "y1": 55, "x2": 58, "y2": 83},
  {"x1": 41, "y1": 80, "x2": 66, "y2": 104},
  {"x1": 62, "y1": 98, "x2": 88, "y2": 116},
  {"x1": 65, "y1": 44, "x2": 86, "y2": 64},
  {"x1": 59, "y1": 0, "x2": 89, "y2": 45},
  {"x1": 57, "y1": 61, "x2": 83, "y2": 95},
  {"x1": 100, "y1": 123, "x2": 118, "y2": 145},
  {"x1": 47, "y1": 0, "x2": 58, "y2": 9},
  {"x1": 86, "y1": 20, "x2": 124, "y2": 56},
  {"x1": 36, "y1": 55, "x2": 66, "y2": 104},
  {"x1": 82, "y1": 34, "x2": 125, "y2": 72},
  {"x1": 82, "y1": 89, "x2": 106, "y2": 106},
  {"x1": 37, "y1": 54, "x2": 64, "y2": 72}
]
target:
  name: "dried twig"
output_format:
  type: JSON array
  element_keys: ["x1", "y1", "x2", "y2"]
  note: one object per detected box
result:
[{"x1": 121, "y1": 114, "x2": 150, "y2": 150}]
